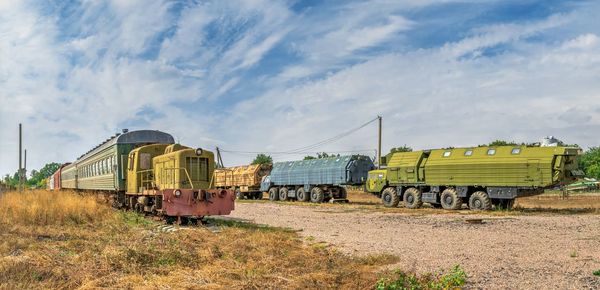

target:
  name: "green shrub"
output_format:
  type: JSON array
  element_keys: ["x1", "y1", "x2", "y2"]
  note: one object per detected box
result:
[{"x1": 376, "y1": 265, "x2": 466, "y2": 290}]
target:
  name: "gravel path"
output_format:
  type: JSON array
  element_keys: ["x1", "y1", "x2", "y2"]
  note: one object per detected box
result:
[{"x1": 230, "y1": 202, "x2": 600, "y2": 289}]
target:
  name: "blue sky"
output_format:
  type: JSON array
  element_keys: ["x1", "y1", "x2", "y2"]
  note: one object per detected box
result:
[{"x1": 1, "y1": 0, "x2": 600, "y2": 176}]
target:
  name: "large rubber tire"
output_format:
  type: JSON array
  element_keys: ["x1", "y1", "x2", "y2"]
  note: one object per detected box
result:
[
  {"x1": 403, "y1": 187, "x2": 423, "y2": 209},
  {"x1": 495, "y1": 199, "x2": 515, "y2": 210},
  {"x1": 279, "y1": 187, "x2": 289, "y2": 201},
  {"x1": 469, "y1": 191, "x2": 492, "y2": 211},
  {"x1": 338, "y1": 187, "x2": 348, "y2": 199},
  {"x1": 253, "y1": 192, "x2": 262, "y2": 200},
  {"x1": 440, "y1": 188, "x2": 463, "y2": 210},
  {"x1": 268, "y1": 187, "x2": 279, "y2": 201},
  {"x1": 310, "y1": 187, "x2": 325, "y2": 203},
  {"x1": 297, "y1": 188, "x2": 310, "y2": 202},
  {"x1": 381, "y1": 187, "x2": 400, "y2": 208},
  {"x1": 235, "y1": 189, "x2": 243, "y2": 200}
]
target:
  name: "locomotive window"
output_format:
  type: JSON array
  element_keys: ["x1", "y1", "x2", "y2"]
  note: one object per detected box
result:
[
  {"x1": 443, "y1": 151, "x2": 451, "y2": 157},
  {"x1": 464, "y1": 150, "x2": 473, "y2": 156},
  {"x1": 511, "y1": 148, "x2": 521, "y2": 155},
  {"x1": 487, "y1": 149, "x2": 496, "y2": 155}
]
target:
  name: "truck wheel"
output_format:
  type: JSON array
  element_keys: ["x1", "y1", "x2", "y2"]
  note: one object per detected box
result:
[
  {"x1": 495, "y1": 199, "x2": 514, "y2": 210},
  {"x1": 469, "y1": 191, "x2": 492, "y2": 211},
  {"x1": 253, "y1": 192, "x2": 262, "y2": 200},
  {"x1": 235, "y1": 189, "x2": 243, "y2": 200},
  {"x1": 310, "y1": 187, "x2": 325, "y2": 203},
  {"x1": 297, "y1": 188, "x2": 310, "y2": 202},
  {"x1": 338, "y1": 187, "x2": 348, "y2": 199},
  {"x1": 381, "y1": 187, "x2": 400, "y2": 208},
  {"x1": 268, "y1": 187, "x2": 279, "y2": 201},
  {"x1": 279, "y1": 187, "x2": 289, "y2": 201},
  {"x1": 403, "y1": 187, "x2": 423, "y2": 209},
  {"x1": 440, "y1": 188, "x2": 462, "y2": 210}
]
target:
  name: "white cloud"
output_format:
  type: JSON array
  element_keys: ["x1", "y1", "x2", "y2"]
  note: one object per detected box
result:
[{"x1": 1, "y1": 0, "x2": 600, "y2": 175}]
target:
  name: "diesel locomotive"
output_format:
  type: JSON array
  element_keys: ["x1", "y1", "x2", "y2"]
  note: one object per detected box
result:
[
  {"x1": 55, "y1": 130, "x2": 234, "y2": 223},
  {"x1": 366, "y1": 145, "x2": 583, "y2": 210}
]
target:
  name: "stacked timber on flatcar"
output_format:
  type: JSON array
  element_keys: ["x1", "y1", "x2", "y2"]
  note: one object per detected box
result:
[
  {"x1": 61, "y1": 130, "x2": 175, "y2": 191},
  {"x1": 214, "y1": 164, "x2": 272, "y2": 199},
  {"x1": 366, "y1": 145, "x2": 583, "y2": 210},
  {"x1": 260, "y1": 155, "x2": 374, "y2": 203}
]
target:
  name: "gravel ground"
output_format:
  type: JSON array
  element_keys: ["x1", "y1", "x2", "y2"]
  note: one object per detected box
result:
[{"x1": 230, "y1": 202, "x2": 600, "y2": 289}]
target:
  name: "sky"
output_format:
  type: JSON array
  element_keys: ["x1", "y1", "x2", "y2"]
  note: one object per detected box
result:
[{"x1": 1, "y1": 0, "x2": 600, "y2": 176}]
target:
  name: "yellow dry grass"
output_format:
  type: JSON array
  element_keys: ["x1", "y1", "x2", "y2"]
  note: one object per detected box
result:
[{"x1": 0, "y1": 190, "x2": 401, "y2": 289}]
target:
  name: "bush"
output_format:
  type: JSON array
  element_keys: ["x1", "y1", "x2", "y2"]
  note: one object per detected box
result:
[{"x1": 376, "y1": 265, "x2": 467, "y2": 290}]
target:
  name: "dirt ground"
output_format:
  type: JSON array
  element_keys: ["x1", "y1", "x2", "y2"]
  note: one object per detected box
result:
[{"x1": 230, "y1": 197, "x2": 600, "y2": 289}]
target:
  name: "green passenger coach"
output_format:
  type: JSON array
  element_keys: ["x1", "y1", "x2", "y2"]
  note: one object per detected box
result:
[
  {"x1": 61, "y1": 130, "x2": 175, "y2": 191},
  {"x1": 366, "y1": 145, "x2": 583, "y2": 210}
]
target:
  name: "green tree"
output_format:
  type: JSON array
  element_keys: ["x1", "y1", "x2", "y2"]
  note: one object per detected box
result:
[
  {"x1": 579, "y1": 147, "x2": 600, "y2": 179},
  {"x1": 482, "y1": 140, "x2": 519, "y2": 147},
  {"x1": 26, "y1": 162, "x2": 61, "y2": 188},
  {"x1": 303, "y1": 152, "x2": 340, "y2": 160},
  {"x1": 251, "y1": 154, "x2": 273, "y2": 165},
  {"x1": 390, "y1": 146, "x2": 412, "y2": 154}
]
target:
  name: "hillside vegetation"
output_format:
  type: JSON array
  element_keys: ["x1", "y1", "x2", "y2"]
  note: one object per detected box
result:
[{"x1": 0, "y1": 190, "x2": 466, "y2": 289}]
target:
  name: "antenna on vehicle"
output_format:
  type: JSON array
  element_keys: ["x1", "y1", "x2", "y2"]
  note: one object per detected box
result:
[{"x1": 377, "y1": 115, "x2": 382, "y2": 169}]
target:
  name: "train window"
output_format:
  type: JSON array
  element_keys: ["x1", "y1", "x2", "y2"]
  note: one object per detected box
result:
[
  {"x1": 511, "y1": 148, "x2": 521, "y2": 155},
  {"x1": 464, "y1": 150, "x2": 473, "y2": 156},
  {"x1": 443, "y1": 151, "x2": 451, "y2": 157},
  {"x1": 487, "y1": 149, "x2": 496, "y2": 155}
]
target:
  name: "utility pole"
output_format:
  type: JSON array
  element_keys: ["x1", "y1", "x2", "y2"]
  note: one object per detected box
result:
[
  {"x1": 377, "y1": 116, "x2": 382, "y2": 169},
  {"x1": 216, "y1": 147, "x2": 224, "y2": 168},
  {"x1": 24, "y1": 149, "x2": 27, "y2": 187},
  {"x1": 18, "y1": 123, "x2": 23, "y2": 192}
]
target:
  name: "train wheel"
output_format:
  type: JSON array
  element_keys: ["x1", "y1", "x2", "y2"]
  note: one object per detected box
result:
[
  {"x1": 166, "y1": 216, "x2": 176, "y2": 225},
  {"x1": 297, "y1": 188, "x2": 310, "y2": 202},
  {"x1": 440, "y1": 188, "x2": 462, "y2": 210},
  {"x1": 403, "y1": 187, "x2": 423, "y2": 209},
  {"x1": 279, "y1": 187, "x2": 289, "y2": 201},
  {"x1": 469, "y1": 191, "x2": 492, "y2": 211},
  {"x1": 310, "y1": 187, "x2": 325, "y2": 203},
  {"x1": 381, "y1": 187, "x2": 400, "y2": 208},
  {"x1": 268, "y1": 187, "x2": 279, "y2": 201},
  {"x1": 180, "y1": 217, "x2": 190, "y2": 225}
]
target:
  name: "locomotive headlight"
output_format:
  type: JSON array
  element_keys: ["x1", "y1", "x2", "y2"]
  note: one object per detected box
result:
[
  {"x1": 174, "y1": 189, "x2": 182, "y2": 198},
  {"x1": 195, "y1": 148, "x2": 203, "y2": 156}
]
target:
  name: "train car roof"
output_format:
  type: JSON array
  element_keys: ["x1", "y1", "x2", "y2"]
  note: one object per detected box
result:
[{"x1": 77, "y1": 130, "x2": 175, "y2": 161}]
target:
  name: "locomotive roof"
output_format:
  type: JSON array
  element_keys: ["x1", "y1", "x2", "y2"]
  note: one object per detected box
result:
[
  {"x1": 77, "y1": 130, "x2": 175, "y2": 161},
  {"x1": 273, "y1": 154, "x2": 372, "y2": 168}
]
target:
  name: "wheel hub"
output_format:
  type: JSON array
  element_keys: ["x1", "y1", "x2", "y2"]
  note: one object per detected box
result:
[
  {"x1": 407, "y1": 195, "x2": 414, "y2": 204},
  {"x1": 474, "y1": 199, "x2": 482, "y2": 208},
  {"x1": 445, "y1": 195, "x2": 452, "y2": 204},
  {"x1": 384, "y1": 194, "x2": 391, "y2": 203}
]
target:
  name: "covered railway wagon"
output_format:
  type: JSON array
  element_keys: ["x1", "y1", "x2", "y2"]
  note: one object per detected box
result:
[
  {"x1": 213, "y1": 164, "x2": 272, "y2": 200},
  {"x1": 260, "y1": 155, "x2": 375, "y2": 203},
  {"x1": 366, "y1": 145, "x2": 583, "y2": 210},
  {"x1": 61, "y1": 130, "x2": 175, "y2": 191}
]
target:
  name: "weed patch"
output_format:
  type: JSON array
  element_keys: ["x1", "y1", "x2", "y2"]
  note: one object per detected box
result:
[{"x1": 376, "y1": 265, "x2": 467, "y2": 290}]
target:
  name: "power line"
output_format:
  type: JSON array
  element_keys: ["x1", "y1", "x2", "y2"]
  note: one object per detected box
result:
[{"x1": 220, "y1": 116, "x2": 379, "y2": 155}]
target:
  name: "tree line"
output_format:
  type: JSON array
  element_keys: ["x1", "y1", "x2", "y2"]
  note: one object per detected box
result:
[{"x1": 2, "y1": 163, "x2": 61, "y2": 189}]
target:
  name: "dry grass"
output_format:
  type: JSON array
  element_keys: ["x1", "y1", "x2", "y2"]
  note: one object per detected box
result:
[{"x1": 0, "y1": 190, "x2": 410, "y2": 289}]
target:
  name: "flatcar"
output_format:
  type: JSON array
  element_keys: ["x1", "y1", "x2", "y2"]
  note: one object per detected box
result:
[
  {"x1": 366, "y1": 145, "x2": 583, "y2": 210},
  {"x1": 214, "y1": 164, "x2": 272, "y2": 199}
]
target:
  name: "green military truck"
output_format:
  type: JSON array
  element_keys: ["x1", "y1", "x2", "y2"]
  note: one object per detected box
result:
[{"x1": 366, "y1": 146, "x2": 583, "y2": 210}]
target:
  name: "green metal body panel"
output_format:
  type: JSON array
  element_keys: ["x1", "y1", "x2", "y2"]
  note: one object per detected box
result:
[{"x1": 367, "y1": 145, "x2": 580, "y2": 194}]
